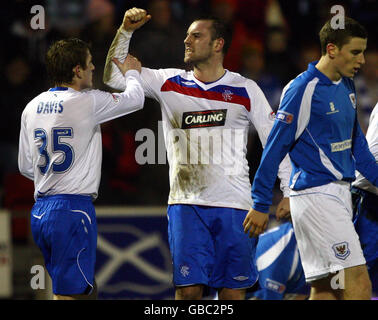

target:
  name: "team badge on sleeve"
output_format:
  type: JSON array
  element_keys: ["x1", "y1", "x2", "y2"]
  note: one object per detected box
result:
[
  {"x1": 269, "y1": 111, "x2": 276, "y2": 121},
  {"x1": 111, "y1": 93, "x2": 120, "y2": 103},
  {"x1": 276, "y1": 110, "x2": 294, "y2": 124},
  {"x1": 265, "y1": 278, "x2": 286, "y2": 293}
]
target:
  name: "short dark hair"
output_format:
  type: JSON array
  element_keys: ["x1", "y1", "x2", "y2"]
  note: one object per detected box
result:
[
  {"x1": 46, "y1": 38, "x2": 90, "y2": 85},
  {"x1": 194, "y1": 16, "x2": 232, "y2": 55},
  {"x1": 319, "y1": 17, "x2": 367, "y2": 55}
]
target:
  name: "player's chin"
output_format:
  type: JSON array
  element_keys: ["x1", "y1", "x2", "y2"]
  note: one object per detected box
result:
[
  {"x1": 184, "y1": 56, "x2": 192, "y2": 64},
  {"x1": 342, "y1": 69, "x2": 357, "y2": 78}
]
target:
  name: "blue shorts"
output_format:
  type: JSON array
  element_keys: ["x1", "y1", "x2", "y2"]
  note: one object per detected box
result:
[
  {"x1": 31, "y1": 194, "x2": 97, "y2": 295},
  {"x1": 167, "y1": 204, "x2": 258, "y2": 289}
]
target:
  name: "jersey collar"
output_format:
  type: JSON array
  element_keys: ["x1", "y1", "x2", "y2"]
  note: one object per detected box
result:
[
  {"x1": 49, "y1": 87, "x2": 69, "y2": 91},
  {"x1": 307, "y1": 61, "x2": 334, "y2": 85}
]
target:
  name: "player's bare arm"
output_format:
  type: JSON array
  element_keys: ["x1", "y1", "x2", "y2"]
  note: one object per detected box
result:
[
  {"x1": 243, "y1": 209, "x2": 269, "y2": 238},
  {"x1": 122, "y1": 7, "x2": 151, "y2": 32}
]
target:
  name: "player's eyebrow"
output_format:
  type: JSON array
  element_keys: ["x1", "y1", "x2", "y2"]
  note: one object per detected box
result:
[{"x1": 187, "y1": 31, "x2": 201, "y2": 37}]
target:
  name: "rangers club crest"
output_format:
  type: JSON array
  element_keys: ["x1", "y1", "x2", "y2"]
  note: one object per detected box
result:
[
  {"x1": 180, "y1": 265, "x2": 190, "y2": 277},
  {"x1": 222, "y1": 89, "x2": 233, "y2": 102},
  {"x1": 332, "y1": 242, "x2": 350, "y2": 260}
]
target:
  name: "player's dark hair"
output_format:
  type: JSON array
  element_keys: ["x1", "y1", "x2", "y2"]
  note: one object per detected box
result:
[
  {"x1": 46, "y1": 38, "x2": 91, "y2": 85},
  {"x1": 319, "y1": 17, "x2": 367, "y2": 55},
  {"x1": 193, "y1": 16, "x2": 232, "y2": 55}
]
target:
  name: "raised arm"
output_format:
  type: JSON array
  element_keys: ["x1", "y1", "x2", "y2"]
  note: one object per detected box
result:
[{"x1": 103, "y1": 8, "x2": 151, "y2": 90}]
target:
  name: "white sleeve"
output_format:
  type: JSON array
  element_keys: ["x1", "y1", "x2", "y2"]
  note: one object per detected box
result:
[
  {"x1": 103, "y1": 27, "x2": 182, "y2": 101},
  {"x1": 92, "y1": 70, "x2": 145, "y2": 125},
  {"x1": 18, "y1": 111, "x2": 34, "y2": 180},
  {"x1": 277, "y1": 154, "x2": 291, "y2": 197},
  {"x1": 247, "y1": 80, "x2": 291, "y2": 196},
  {"x1": 366, "y1": 103, "x2": 378, "y2": 161},
  {"x1": 247, "y1": 80, "x2": 275, "y2": 148},
  {"x1": 103, "y1": 28, "x2": 133, "y2": 91}
]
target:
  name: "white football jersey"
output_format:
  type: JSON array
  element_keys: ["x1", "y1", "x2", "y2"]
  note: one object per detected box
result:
[
  {"x1": 353, "y1": 103, "x2": 378, "y2": 195},
  {"x1": 18, "y1": 70, "x2": 144, "y2": 200},
  {"x1": 104, "y1": 29, "x2": 290, "y2": 210}
]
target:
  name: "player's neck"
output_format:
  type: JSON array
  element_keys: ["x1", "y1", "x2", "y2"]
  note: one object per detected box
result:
[
  {"x1": 315, "y1": 56, "x2": 342, "y2": 82},
  {"x1": 193, "y1": 63, "x2": 225, "y2": 83},
  {"x1": 55, "y1": 82, "x2": 81, "y2": 92}
]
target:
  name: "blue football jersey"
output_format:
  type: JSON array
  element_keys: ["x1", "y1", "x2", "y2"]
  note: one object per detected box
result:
[{"x1": 252, "y1": 62, "x2": 378, "y2": 213}]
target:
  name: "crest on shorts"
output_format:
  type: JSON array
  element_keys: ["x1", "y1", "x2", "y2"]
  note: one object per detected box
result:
[
  {"x1": 180, "y1": 265, "x2": 190, "y2": 277},
  {"x1": 332, "y1": 242, "x2": 350, "y2": 260}
]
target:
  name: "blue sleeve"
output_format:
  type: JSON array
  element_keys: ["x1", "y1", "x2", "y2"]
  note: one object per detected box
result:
[
  {"x1": 251, "y1": 82, "x2": 306, "y2": 213},
  {"x1": 352, "y1": 118, "x2": 378, "y2": 187}
]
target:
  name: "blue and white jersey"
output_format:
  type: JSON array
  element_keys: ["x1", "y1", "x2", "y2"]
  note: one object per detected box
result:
[
  {"x1": 252, "y1": 222, "x2": 309, "y2": 300},
  {"x1": 18, "y1": 71, "x2": 144, "y2": 200},
  {"x1": 103, "y1": 28, "x2": 291, "y2": 211},
  {"x1": 252, "y1": 62, "x2": 378, "y2": 213}
]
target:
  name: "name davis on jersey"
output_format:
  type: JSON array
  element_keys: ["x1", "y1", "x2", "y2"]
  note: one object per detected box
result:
[{"x1": 181, "y1": 109, "x2": 227, "y2": 129}]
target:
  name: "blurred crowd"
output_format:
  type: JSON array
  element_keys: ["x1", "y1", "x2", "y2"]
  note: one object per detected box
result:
[{"x1": 1, "y1": 0, "x2": 377, "y2": 210}]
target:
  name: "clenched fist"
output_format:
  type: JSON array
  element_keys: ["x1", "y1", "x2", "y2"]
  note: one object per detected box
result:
[{"x1": 122, "y1": 7, "x2": 151, "y2": 31}]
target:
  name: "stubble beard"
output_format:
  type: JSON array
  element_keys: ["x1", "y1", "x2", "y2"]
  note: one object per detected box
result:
[{"x1": 184, "y1": 51, "x2": 213, "y2": 70}]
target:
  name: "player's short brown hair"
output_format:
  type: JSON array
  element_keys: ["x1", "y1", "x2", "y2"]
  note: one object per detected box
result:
[
  {"x1": 319, "y1": 17, "x2": 367, "y2": 55},
  {"x1": 46, "y1": 38, "x2": 90, "y2": 85}
]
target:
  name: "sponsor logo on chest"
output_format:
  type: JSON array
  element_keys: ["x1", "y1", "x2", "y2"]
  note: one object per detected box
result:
[
  {"x1": 181, "y1": 109, "x2": 227, "y2": 129},
  {"x1": 326, "y1": 101, "x2": 340, "y2": 115}
]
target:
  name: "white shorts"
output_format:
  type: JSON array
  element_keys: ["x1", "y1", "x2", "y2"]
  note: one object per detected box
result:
[{"x1": 290, "y1": 181, "x2": 366, "y2": 282}]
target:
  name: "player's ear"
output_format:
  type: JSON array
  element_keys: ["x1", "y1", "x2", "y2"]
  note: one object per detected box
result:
[
  {"x1": 214, "y1": 38, "x2": 225, "y2": 53},
  {"x1": 73, "y1": 65, "x2": 82, "y2": 79},
  {"x1": 326, "y1": 43, "x2": 338, "y2": 59}
]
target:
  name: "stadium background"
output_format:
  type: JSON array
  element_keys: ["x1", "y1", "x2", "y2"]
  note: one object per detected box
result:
[{"x1": 0, "y1": 0, "x2": 376, "y2": 299}]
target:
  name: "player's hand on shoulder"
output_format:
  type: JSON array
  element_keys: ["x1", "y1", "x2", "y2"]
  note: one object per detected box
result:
[
  {"x1": 122, "y1": 7, "x2": 151, "y2": 31},
  {"x1": 243, "y1": 208, "x2": 269, "y2": 238},
  {"x1": 112, "y1": 54, "x2": 142, "y2": 75}
]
